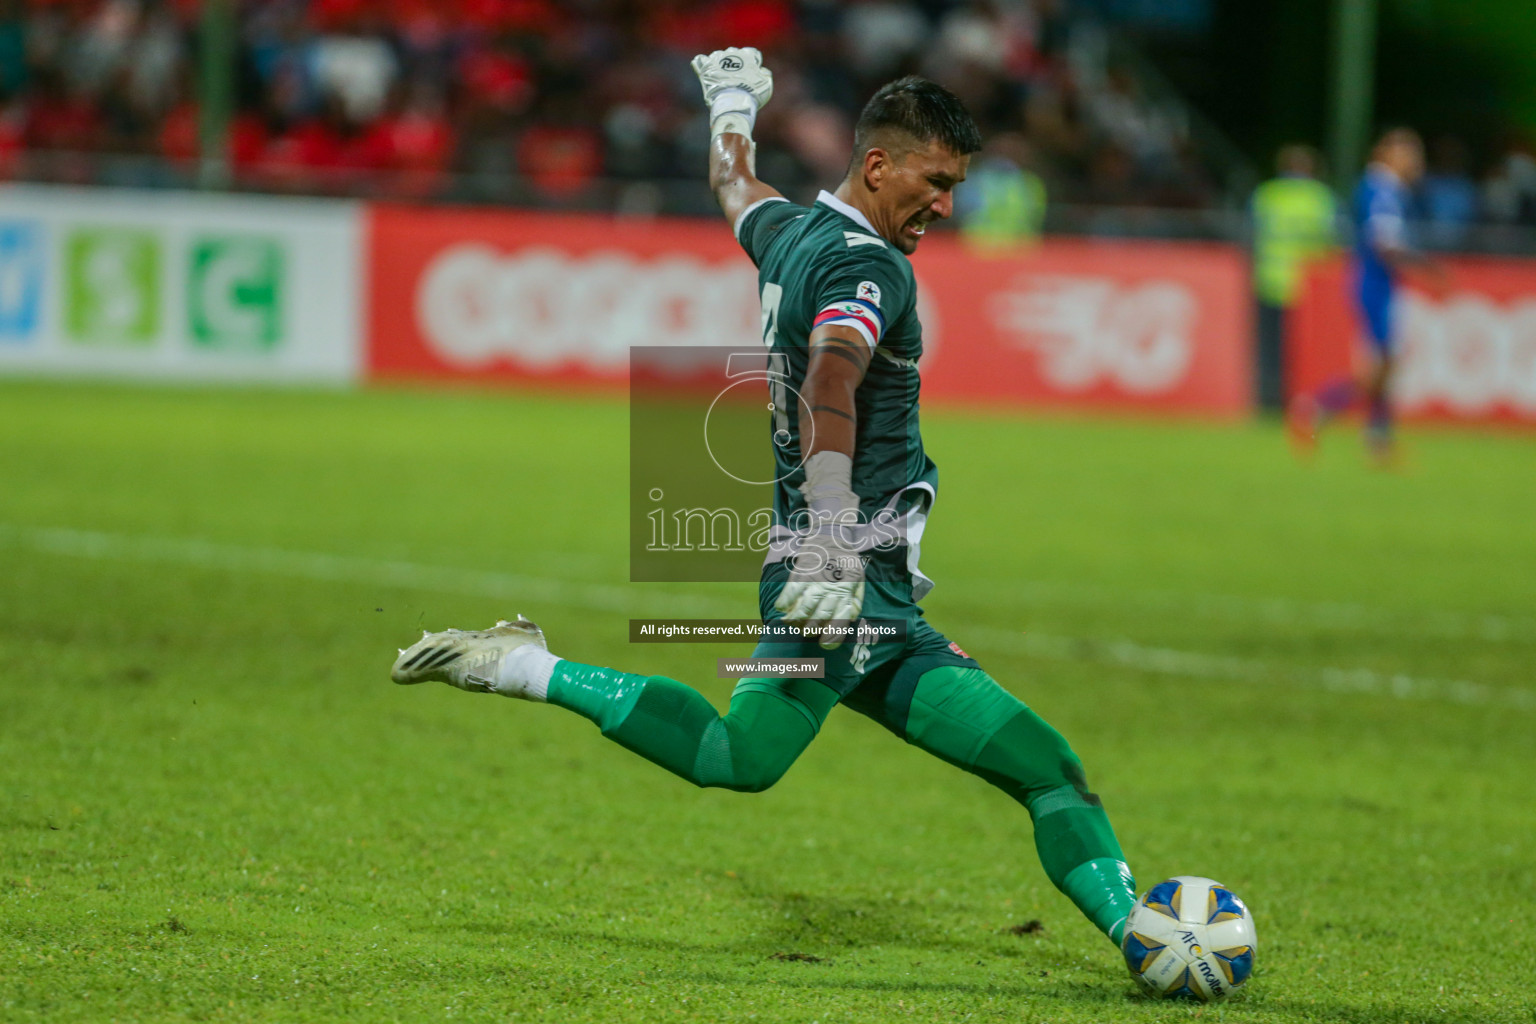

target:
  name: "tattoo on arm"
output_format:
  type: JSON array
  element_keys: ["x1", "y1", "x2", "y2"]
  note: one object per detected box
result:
[
  {"x1": 812, "y1": 341, "x2": 872, "y2": 372},
  {"x1": 803, "y1": 326, "x2": 867, "y2": 456}
]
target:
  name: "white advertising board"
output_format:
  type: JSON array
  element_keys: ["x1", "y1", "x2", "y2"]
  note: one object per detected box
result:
[{"x1": 0, "y1": 185, "x2": 363, "y2": 383}]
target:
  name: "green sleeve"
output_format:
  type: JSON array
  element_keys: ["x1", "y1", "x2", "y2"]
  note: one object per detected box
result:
[{"x1": 735, "y1": 199, "x2": 808, "y2": 267}]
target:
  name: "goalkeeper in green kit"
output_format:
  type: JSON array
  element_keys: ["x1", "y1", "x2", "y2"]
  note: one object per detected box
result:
[{"x1": 391, "y1": 48, "x2": 1139, "y2": 948}]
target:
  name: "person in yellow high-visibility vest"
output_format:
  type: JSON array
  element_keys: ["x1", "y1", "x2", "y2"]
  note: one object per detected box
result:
[
  {"x1": 1250, "y1": 145, "x2": 1337, "y2": 410},
  {"x1": 960, "y1": 132, "x2": 1048, "y2": 253}
]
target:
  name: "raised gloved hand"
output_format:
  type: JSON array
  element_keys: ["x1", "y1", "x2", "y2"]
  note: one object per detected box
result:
[{"x1": 691, "y1": 46, "x2": 773, "y2": 139}]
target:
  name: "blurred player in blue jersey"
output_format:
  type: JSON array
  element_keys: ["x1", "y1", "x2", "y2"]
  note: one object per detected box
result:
[{"x1": 1289, "y1": 128, "x2": 1446, "y2": 464}]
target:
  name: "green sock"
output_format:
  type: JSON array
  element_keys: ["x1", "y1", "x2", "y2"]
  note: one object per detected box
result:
[
  {"x1": 546, "y1": 661, "x2": 834, "y2": 792},
  {"x1": 1060, "y1": 857, "x2": 1137, "y2": 945},
  {"x1": 546, "y1": 660, "x2": 649, "y2": 733},
  {"x1": 904, "y1": 667, "x2": 1138, "y2": 945},
  {"x1": 548, "y1": 659, "x2": 1139, "y2": 941},
  {"x1": 1021, "y1": 779, "x2": 1136, "y2": 944}
]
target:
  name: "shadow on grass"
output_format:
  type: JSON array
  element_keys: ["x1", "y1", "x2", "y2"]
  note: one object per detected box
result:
[
  {"x1": 446, "y1": 879, "x2": 1056, "y2": 961},
  {"x1": 434, "y1": 898, "x2": 1510, "y2": 1024}
]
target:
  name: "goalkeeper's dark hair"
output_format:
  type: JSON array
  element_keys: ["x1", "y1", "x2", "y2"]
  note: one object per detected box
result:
[{"x1": 852, "y1": 76, "x2": 983, "y2": 163}]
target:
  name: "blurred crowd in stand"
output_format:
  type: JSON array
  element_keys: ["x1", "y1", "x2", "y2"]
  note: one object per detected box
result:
[
  {"x1": 0, "y1": 0, "x2": 1230, "y2": 213},
  {"x1": 3, "y1": 0, "x2": 1536, "y2": 240}
]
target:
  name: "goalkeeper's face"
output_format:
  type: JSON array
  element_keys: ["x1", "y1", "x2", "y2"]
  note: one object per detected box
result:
[{"x1": 872, "y1": 141, "x2": 970, "y2": 255}]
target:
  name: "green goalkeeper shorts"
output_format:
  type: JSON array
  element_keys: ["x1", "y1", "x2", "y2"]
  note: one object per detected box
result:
[{"x1": 747, "y1": 561, "x2": 979, "y2": 733}]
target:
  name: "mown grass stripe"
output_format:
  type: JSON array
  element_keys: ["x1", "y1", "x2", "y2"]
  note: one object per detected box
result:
[{"x1": 4, "y1": 523, "x2": 1529, "y2": 713}]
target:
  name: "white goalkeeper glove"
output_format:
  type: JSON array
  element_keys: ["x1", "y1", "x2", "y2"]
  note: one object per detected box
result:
[
  {"x1": 776, "y1": 524, "x2": 866, "y2": 650},
  {"x1": 691, "y1": 46, "x2": 774, "y2": 140}
]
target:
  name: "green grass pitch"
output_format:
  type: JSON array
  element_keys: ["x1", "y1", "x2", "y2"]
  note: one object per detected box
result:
[{"x1": 1, "y1": 380, "x2": 1532, "y2": 1023}]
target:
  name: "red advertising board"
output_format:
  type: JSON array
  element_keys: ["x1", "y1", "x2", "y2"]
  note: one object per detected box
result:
[
  {"x1": 1293, "y1": 258, "x2": 1536, "y2": 426},
  {"x1": 367, "y1": 205, "x2": 757, "y2": 389},
  {"x1": 914, "y1": 236, "x2": 1250, "y2": 415},
  {"x1": 367, "y1": 204, "x2": 1252, "y2": 416}
]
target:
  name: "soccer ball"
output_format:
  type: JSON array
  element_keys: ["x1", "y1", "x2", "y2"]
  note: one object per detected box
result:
[{"x1": 1121, "y1": 876, "x2": 1257, "y2": 1001}]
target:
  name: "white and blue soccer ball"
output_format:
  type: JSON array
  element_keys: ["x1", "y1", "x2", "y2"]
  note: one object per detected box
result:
[{"x1": 1121, "y1": 876, "x2": 1257, "y2": 1001}]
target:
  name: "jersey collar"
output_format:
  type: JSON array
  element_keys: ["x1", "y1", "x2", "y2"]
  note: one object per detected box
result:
[{"x1": 816, "y1": 190, "x2": 881, "y2": 237}]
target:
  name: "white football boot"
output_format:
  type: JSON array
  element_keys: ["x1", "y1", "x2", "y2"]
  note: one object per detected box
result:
[{"x1": 390, "y1": 616, "x2": 547, "y2": 697}]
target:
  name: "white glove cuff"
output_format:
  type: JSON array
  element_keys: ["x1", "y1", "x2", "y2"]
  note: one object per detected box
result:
[
  {"x1": 710, "y1": 88, "x2": 759, "y2": 139},
  {"x1": 803, "y1": 451, "x2": 858, "y2": 519}
]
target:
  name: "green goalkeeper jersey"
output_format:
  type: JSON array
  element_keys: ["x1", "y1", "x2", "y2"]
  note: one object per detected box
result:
[{"x1": 735, "y1": 191, "x2": 939, "y2": 597}]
